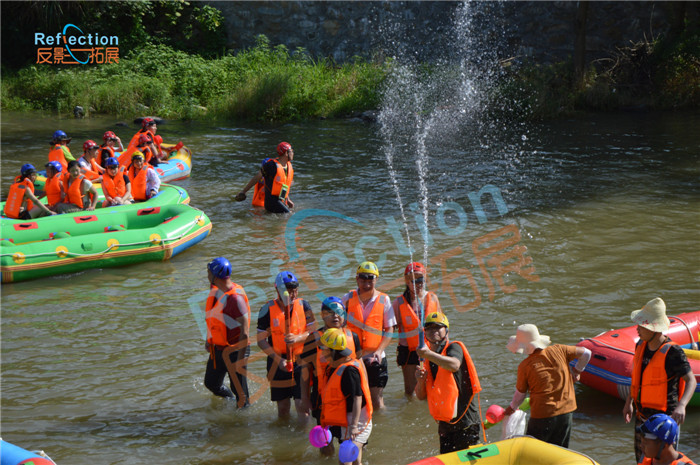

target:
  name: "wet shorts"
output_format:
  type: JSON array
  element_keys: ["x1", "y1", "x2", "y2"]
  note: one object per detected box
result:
[
  {"x1": 363, "y1": 357, "x2": 388, "y2": 389},
  {"x1": 340, "y1": 410, "x2": 372, "y2": 445},
  {"x1": 267, "y1": 356, "x2": 302, "y2": 402},
  {"x1": 396, "y1": 345, "x2": 420, "y2": 366}
]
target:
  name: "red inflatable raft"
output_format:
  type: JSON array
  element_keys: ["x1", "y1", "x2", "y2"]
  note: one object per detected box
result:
[{"x1": 576, "y1": 311, "x2": 700, "y2": 406}]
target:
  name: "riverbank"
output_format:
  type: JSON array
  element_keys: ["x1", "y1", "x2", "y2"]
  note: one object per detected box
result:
[{"x1": 2, "y1": 32, "x2": 697, "y2": 123}]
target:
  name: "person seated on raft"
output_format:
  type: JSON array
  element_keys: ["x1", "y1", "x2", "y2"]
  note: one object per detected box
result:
[
  {"x1": 122, "y1": 118, "x2": 165, "y2": 161},
  {"x1": 78, "y1": 140, "x2": 104, "y2": 183},
  {"x1": 135, "y1": 133, "x2": 160, "y2": 167},
  {"x1": 3, "y1": 163, "x2": 56, "y2": 219},
  {"x1": 152, "y1": 135, "x2": 180, "y2": 162},
  {"x1": 44, "y1": 161, "x2": 65, "y2": 212},
  {"x1": 55, "y1": 160, "x2": 99, "y2": 213},
  {"x1": 127, "y1": 151, "x2": 160, "y2": 202},
  {"x1": 101, "y1": 157, "x2": 133, "y2": 207},
  {"x1": 100, "y1": 131, "x2": 124, "y2": 167},
  {"x1": 48, "y1": 129, "x2": 75, "y2": 172}
]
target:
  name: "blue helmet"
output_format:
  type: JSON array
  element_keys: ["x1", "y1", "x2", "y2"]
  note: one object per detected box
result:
[
  {"x1": 207, "y1": 257, "x2": 231, "y2": 279},
  {"x1": 322, "y1": 296, "x2": 345, "y2": 315},
  {"x1": 261, "y1": 157, "x2": 271, "y2": 167},
  {"x1": 105, "y1": 157, "x2": 120, "y2": 168},
  {"x1": 45, "y1": 161, "x2": 62, "y2": 172},
  {"x1": 53, "y1": 130, "x2": 69, "y2": 141},
  {"x1": 275, "y1": 271, "x2": 298, "y2": 290},
  {"x1": 640, "y1": 413, "x2": 679, "y2": 445},
  {"x1": 20, "y1": 163, "x2": 36, "y2": 176}
]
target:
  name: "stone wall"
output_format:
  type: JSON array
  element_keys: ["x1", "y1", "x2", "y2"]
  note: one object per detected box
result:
[{"x1": 207, "y1": 1, "x2": 686, "y2": 64}]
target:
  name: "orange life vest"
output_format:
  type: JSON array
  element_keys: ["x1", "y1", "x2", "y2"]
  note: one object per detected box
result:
[
  {"x1": 45, "y1": 174, "x2": 63, "y2": 207},
  {"x1": 424, "y1": 340, "x2": 482, "y2": 423},
  {"x1": 639, "y1": 451, "x2": 697, "y2": 465},
  {"x1": 128, "y1": 165, "x2": 150, "y2": 201},
  {"x1": 346, "y1": 290, "x2": 389, "y2": 352},
  {"x1": 269, "y1": 159, "x2": 294, "y2": 200},
  {"x1": 252, "y1": 181, "x2": 265, "y2": 207},
  {"x1": 3, "y1": 177, "x2": 34, "y2": 218},
  {"x1": 631, "y1": 341, "x2": 686, "y2": 413},
  {"x1": 65, "y1": 174, "x2": 89, "y2": 208},
  {"x1": 48, "y1": 144, "x2": 73, "y2": 171},
  {"x1": 101, "y1": 145, "x2": 116, "y2": 158},
  {"x1": 315, "y1": 328, "x2": 357, "y2": 394},
  {"x1": 396, "y1": 292, "x2": 439, "y2": 350},
  {"x1": 205, "y1": 283, "x2": 250, "y2": 347},
  {"x1": 321, "y1": 359, "x2": 373, "y2": 428},
  {"x1": 80, "y1": 156, "x2": 103, "y2": 181},
  {"x1": 268, "y1": 299, "x2": 306, "y2": 357},
  {"x1": 119, "y1": 130, "x2": 151, "y2": 166},
  {"x1": 102, "y1": 167, "x2": 127, "y2": 199}
]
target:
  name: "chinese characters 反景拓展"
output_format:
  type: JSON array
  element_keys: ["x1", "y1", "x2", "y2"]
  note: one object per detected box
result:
[{"x1": 36, "y1": 47, "x2": 119, "y2": 65}]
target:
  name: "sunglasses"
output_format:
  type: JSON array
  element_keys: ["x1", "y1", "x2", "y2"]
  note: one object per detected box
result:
[
  {"x1": 285, "y1": 283, "x2": 299, "y2": 290},
  {"x1": 357, "y1": 273, "x2": 376, "y2": 281},
  {"x1": 107, "y1": 166, "x2": 118, "y2": 170},
  {"x1": 410, "y1": 277, "x2": 425, "y2": 284}
]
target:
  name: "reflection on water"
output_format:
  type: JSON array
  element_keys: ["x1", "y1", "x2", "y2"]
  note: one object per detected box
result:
[{"x1": 1, "y1": 111, "x2": 699, "y2": 464}]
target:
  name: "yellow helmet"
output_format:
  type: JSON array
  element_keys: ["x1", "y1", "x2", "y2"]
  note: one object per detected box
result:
[
  {"x1": 320, "y1": 328, "x2": 351, "y2": 355},
  {"x1": 424, "y1": 311, "x2": 449, "y2": 329},
  {"x1": 131, "y1": 150, "x2": 144, "y2": 159},
  {"x1": 357, "y1": 261, "x2": 379, "y2": 277}
]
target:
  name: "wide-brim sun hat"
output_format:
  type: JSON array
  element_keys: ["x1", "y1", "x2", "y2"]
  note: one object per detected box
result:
[
  {"x1": 630, "y1": 297, "x2": 670, "y2": 333},
  {"x1": 507, "y1": 323, "x2": 551, "y2": 354}
]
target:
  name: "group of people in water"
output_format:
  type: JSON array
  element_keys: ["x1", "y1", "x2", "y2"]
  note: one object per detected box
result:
[
  {"x1": 3, "y1": 117, "x2": 169, "y2": 219},
  {"x1": 203, "y1": 251, "x2": 698, "y2": 465},
  {"x1": 5, "y1": 127, "x2": 695, "y2": 465}
]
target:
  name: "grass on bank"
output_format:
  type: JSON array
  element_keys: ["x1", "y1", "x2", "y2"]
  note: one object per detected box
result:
[
  {"x1": 1, "y1": 35, "x2": 386, "y2": 122},
  {"x1": 2, "y1": 33, "x2": 698, "y2": 122}
]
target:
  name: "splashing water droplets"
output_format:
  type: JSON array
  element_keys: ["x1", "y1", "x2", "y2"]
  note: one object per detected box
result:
[{"x1": 378, "y1": 1, "x2": 503, "y2": 271}]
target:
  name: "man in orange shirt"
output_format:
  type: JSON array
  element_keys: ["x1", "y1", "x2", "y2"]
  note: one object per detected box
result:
[{"x1": 503, "y1": 324, "x2": 591, "y2": 448}]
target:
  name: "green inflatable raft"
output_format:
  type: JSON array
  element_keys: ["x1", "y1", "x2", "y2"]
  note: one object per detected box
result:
[{"x1": 0, "y1": 185, "x2": 211, "y2": 283}]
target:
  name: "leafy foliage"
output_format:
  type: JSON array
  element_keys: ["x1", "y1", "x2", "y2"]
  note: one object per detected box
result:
[{"x1": 2, "y1": 36, "x2": 387, "y2": 122}]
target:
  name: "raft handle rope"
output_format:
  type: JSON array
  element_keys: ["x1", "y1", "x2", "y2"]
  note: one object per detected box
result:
[
  {"x1": 0, "y1": 214, "x2": 207, "y2": 260},
  {"x1": 669, "y1": 315, "x2": 697, "y2": 346},
  {"x1": 582, "y1": 315, "x2": 699, "y2": 356}
]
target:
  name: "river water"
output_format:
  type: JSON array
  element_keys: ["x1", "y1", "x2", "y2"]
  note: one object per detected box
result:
[{"x1": 1, "y1": 110, "x2": 699, "y2": 464}]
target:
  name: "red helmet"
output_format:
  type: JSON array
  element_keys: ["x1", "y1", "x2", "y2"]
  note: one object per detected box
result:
[
  {"x1": 138, "y1": 134, "x2": 151, "y2": 145},
  {"x1": 404, "y1": 262, "x2": 426, "y2": 276},
  {"x1": 103, "y1": 131, "x2": 117, "y2": 141},
  {"x1": 154, "y1": 135, "x2": 163, "y2": 144},
  {"x1": 277, "y1": 141, "x2": 292, "y2": 156},
  {"x1": 141, "y1": 117, "x2": 155, "y2": 128},
  {"x1": 83, "y1": 140, "x2": 99, "y2": 151}
]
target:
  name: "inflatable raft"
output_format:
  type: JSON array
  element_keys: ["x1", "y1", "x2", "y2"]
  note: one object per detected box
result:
[
  {"x1": 0, "y1": 202, "x2": 211, "y2": 283},
  {"x1": 155, "y1": 142, "x2": 192, "y2": 183},
  {"x1": 1, "y1": 183, "x2": 191, "y2": 216},
  {"x1": 407, "y1": 436, "x2": 599, "y2": 465},
  {"x1": 33, "y1": 142, "x2": 192, "y2": 189},
  {"x1": 576, "y1": 311, "x2": 700, "y2": 406},
  {"x1": 0, "y1": 439, "x2": 56, "y2": 464}
]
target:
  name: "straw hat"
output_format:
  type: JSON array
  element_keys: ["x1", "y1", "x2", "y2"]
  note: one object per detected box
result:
[
  {"x1": 507, "y1": 324, "x2": 551, "y2": 355},
  {"x1": 630, "y1": 297, "x2": 669, "y2": 333}
]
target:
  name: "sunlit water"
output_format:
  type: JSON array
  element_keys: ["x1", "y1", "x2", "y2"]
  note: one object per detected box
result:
[{"x1": 1, "y1": 109, "x2": 699, "y2": 464}]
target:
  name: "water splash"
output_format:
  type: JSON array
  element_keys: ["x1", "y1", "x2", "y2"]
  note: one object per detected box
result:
[{"x1": 378, "y1": 1, "x2": 504, "y2": 270}]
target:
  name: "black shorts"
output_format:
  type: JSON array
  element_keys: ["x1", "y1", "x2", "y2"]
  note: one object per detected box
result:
[
  {"x1": 439, "y1": 423, "x2": 481, "y2": 454},
  {"x1": 266, "y1": 356, "x2": 302, "y2": 401},
  {"x1": 396, "y1": 345, "x2": 420, "y2": 366},
  {"x1": 526, "y1": 412, "x2": 572, "y2": 448},
  {"x1": 364, "y1": 357, "x2": 388, "y2": 388}
]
